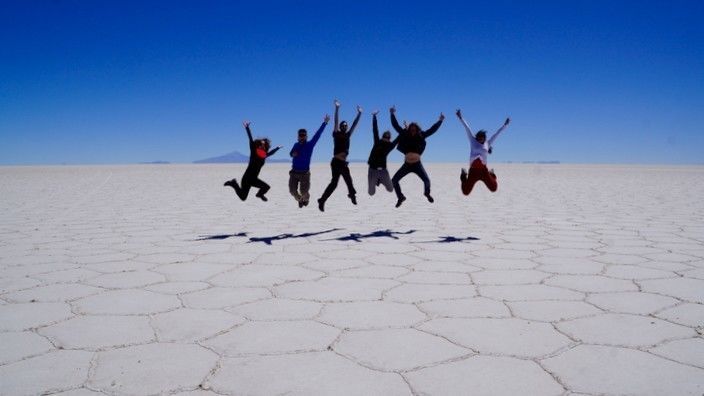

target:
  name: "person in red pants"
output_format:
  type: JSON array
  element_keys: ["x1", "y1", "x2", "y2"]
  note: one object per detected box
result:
[{"x1": 455, "y1": 109, "x2": 510, "y2": 196}]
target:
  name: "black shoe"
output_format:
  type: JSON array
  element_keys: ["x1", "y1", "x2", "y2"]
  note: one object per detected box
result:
[
  {"x1": 298, "y1": 200, "x2": 305, "y2": 208},
  {"x1": 317, "y1": 198, "x2": 325, "y2": 212},
  {"x1": 460, "y1": 169, "x2": 467, "y2": 182},
  {"x1": 425, "y1": 193, "x2": 434, "y2": 203},
  {"x1": 349, "y1": 195, "x2": 357, "y2": 205},
  {"x1": 303, "y1": 200, "x2": 309, "y2": 207},
  {"x1": 256, "y1": 193, "x2": 268, "y2": 202},
  {"x1": 395, "y1": 196, "x2": 406, "y2": 208},
  {"x1": 224, "y1": 180, "x2": 236, "y2": 189}
]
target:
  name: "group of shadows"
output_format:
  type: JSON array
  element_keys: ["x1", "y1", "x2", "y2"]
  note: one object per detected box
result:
[{"x1": 196, "y1": 229, "x2": 479, "y2": 245}]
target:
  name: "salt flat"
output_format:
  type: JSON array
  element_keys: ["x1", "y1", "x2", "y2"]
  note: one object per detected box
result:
[{"x1": 1, "y1": 163, "x2": 703, "y2": 395}]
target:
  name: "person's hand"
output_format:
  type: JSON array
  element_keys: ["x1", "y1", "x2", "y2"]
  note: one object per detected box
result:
[
  {"x1": 276, "y1": 145, "x2": 283, "y2": 149},
  {"x1": 356, "y1": 105, "x2": 363, "y2": 113},
  {"x1": 439, "y1": 113, "x2": 445, "y2": 121},
  {"x1": 324, "y1": 114, "x2": 331, "y2": 123},
  {"x1": 403, "y1": 121, "x2": 408, "y2": 128},
  {"x1": 334, "y1": 99, "x2": 340, "y2": 108},
  {"x1": 455, "y1": 109, "x2": 462, "y2": 119},
  {"x1": 291, "y1": 151, "x2": 298, "y2": 157},
  {"x1": 243, "y1": 121, "x2": 250, "y2": 128},
  {"x1": 504, "y1": 117, "x2": 511, "y2": 126},
  {"x1": 371, "y1": 110, "x2": 379, "y2": 116},
  {"x1": 390, "y1": 105, "x2": 396, "y2": 114}
]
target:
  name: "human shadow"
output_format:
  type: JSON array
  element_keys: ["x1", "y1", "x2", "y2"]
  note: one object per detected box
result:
[
  {"x1": 195, "y1": 232, "x2": 249, "y2": 241},
  {"x1": 416, "y1": 236, "x2": 480, "y2": 243},
  {"x1": 247, "y1": 228, "x2": 342, "y2": 245},
  {"x1": 326, "y1": 229, "x2": 417, "y2": 243}
]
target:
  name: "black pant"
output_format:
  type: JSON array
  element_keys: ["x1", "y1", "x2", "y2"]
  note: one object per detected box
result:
[
  {"x1": 392, "y1": 161, "x2": 430, "y2": 200},
  {"x1": 232, "y1": 173, "x2": 270, "y2": 201},
  {"x1": 320, "y1": 158, "x2": 356, "y2": 202}
]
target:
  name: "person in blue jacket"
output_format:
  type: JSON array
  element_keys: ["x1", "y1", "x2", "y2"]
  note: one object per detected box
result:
[{"x1": 289, "y1": 114, "x2": 331, "y2": 208}]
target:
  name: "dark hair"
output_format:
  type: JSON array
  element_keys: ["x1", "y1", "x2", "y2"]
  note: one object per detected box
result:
[
  {"x1": 382, "y1": 130, "x2": 391, "y2": 138},
  {"x1": 408, "y1": 122, "x2": 421, "y2": 134},
  {"x1": 298, "y1": 129, "x2": 307, "y2": 135}
]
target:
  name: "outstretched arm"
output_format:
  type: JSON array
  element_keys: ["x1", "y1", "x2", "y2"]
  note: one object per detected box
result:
[
  {"x1": 456, "y1": 109, "x2": 474, "y2": 140},
  {"x1": 333, "y1": 99, "x2": 340, "y2": 133},
  {"x1": 310, "y1": 114, "x2": 331, "y2": 147},
  {"x1": 422, "y1": 113, "x2": 444, "y2": 138},
  {"x1": 389, "y1": 106, "x2": 404, "y2": 133},
  {"x1": 348, "y1": 105, "x2": 362, "y2": 136},
  {"x1": 267, "y1": 145, "x2": 282, "y2": 157},
  {"x1": 372, "y1": 111, "x2": 379, "y2": 143},
  {"x1": 488, "y1": 117, "x2": 510, "y2": 146}
]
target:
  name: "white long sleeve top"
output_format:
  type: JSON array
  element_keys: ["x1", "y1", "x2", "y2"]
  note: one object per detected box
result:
[{"x1": 459, "y1": 118, "x2": 507, "y2": 165}]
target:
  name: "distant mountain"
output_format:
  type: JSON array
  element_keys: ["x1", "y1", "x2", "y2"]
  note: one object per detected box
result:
[
  {"x1": 194, "y1": 150, "x2": 289, "y2": 164},
  {"x1": 139, "y1": 160, "x2": 170, "y2": 164}
]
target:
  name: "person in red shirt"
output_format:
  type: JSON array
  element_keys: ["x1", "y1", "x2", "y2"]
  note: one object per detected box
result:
[{"x1": 224, "y1": 121, "x2": 281, "y2": 202}]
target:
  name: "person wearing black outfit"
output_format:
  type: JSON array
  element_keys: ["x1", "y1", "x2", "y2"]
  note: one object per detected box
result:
[
  {"x1": 224, "y1": 121, "x2": 281, "y2": 202},
  {"x1": 367, "y1": 110, "x2": 399, "y2": 195},
  {"x1": 317, "y1": 99, "x2": 362, "y2": 212},
  {"x1": 390, "y1": 106, "x2": 444, "y2": 208}
]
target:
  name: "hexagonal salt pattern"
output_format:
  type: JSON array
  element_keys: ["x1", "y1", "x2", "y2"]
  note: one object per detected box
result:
[{"x1": 2, "y1": 163, "x2": 704, "y2": 394}]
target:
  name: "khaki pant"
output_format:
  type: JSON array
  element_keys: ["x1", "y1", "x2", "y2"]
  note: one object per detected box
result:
[
  {"x1": 288, "y1": 170, "x2": 311, "y2": 202},
  {"x1": 368, "y1": 167, "x2": 393, "y2": 195}
]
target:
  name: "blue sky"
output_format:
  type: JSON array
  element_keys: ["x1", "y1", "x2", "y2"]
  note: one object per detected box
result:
[{"x1": 1, "y1": 0, "x2": 703, "y2": 165}]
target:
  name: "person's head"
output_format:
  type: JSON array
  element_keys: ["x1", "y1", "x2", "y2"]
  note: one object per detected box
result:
[
  {"x1": 476, "y1": 130, "x2": 487, "y2": 144},
  {"x1": 260, "y1": 138, "x2": 271, "y2": 151},
  {"x1": 339, "y1": 121, "x2": 348, "y2": 133},
  {"x1": 297, "y1": 129, "x2": 307, "y2": 143},
  {"x1": 408, "y1": 122, "x2": 420, "y2": 136},
  {"x1": 382, "y1": 130, "x2": 392, "y2": 141}
]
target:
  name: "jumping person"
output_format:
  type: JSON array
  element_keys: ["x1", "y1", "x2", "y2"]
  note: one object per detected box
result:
[
  {"x1": 367, "y1": 110, "x2": 399, "y2": 195},
  {"x1": 456, "y1": 109, "x2": 510, "y2": 195},
  {"x1": 289, "y1": 114, "x2": 331, "y2": 208},
  {"x1": 224, "y1": 121, "x2": 281, "y2": 202},
  {"x1": 390, "y1": 106, "x2": 444, "y2": 208},
  {"x1": 317, "y1": 100, "x2": 362, "y2": 212}
]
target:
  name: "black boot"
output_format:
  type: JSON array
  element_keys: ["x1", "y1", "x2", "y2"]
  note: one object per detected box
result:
[
  {"x1": 395, "y1": 196, "x2": 406, "y2": 208},
  {"x1": 317, "y1": 198, "x2": 325, "y2": 212}
]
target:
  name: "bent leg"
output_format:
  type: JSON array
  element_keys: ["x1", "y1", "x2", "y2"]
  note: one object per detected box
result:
[
  {"x1": 252, "y1": 178, "x2": 270, "y2": 197},
  {"x1": 380, "y1": 169, "x2": 393, "y2": 192},
  {"x1": 368, "y1": 168, "x2": 376, "y2": 196},
  {"x1": 340, "y1": 164, "x2": 356, "y2": 197},
  {"x1": 482, "y1": 170, "x2": 498, "y2": 192},
  {"x1": 300, "y1": 172, "x2": 311, "y2": 202},
  {"x1": 320, "y1": 161, "x2": 341, "y2": 202},
  {"x1": 392, "y1": 163, "x2": 412, "y2": 200},
  {"x1": 288, "y1": 173, "x2": 301, "y2": 201},
  {"x1": 413, "y1": 162, "x2": 431, "y2": 196},
  {"x1": 236, "y1": 179, "x2": 252, "y2": 201},
  {"x1": 463, "y1": 166, "x2": 483, "y2": 196}
]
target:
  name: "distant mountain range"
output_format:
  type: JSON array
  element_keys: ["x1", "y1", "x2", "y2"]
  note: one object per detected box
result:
[{"x1": 193, "y1": 150, "x2": 289, "y2": 164}]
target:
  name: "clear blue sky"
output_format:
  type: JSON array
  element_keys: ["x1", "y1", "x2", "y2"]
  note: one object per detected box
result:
[{"x1": 1, "y1": 1, "x2": 703, "y2": 165}]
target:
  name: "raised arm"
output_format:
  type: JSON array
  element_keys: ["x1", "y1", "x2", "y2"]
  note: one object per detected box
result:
[
  {"x1": 456, "y1": 109, "x2": 474, "y2": 140},
  {"x1": 488, "y1": 117, "x2": 510, "y2": 146},
  {"x1": 347, "y1": 106, "x2": 362, "y2": 136},
  {"x1": 422, "y1": 113, "x2": 444, "y2": 138},
  {"x1": 310, "y1": 114, "x2": 330, "y2": 147},
  {"x1": 333, "y1": 99, "x2": 340, "y2": 133},
  {"x1": 243, "y1": 121, "x2": 255, "y2": 149},
  {"x1": 372, "y1": 111, "x2": 380, "y2": 143},
  {"x1": 389, "y1": 106, "x2": 405, "y2": 133}
]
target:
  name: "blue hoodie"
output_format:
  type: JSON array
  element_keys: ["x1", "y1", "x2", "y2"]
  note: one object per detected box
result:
[{"x1": 289, "y1": 121, "x2": 327, "y2": 171}]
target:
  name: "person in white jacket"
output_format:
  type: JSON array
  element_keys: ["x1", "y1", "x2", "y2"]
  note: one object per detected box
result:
[{"x1": 455, "y1": 109, "x2": 511, "y2": 196}]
